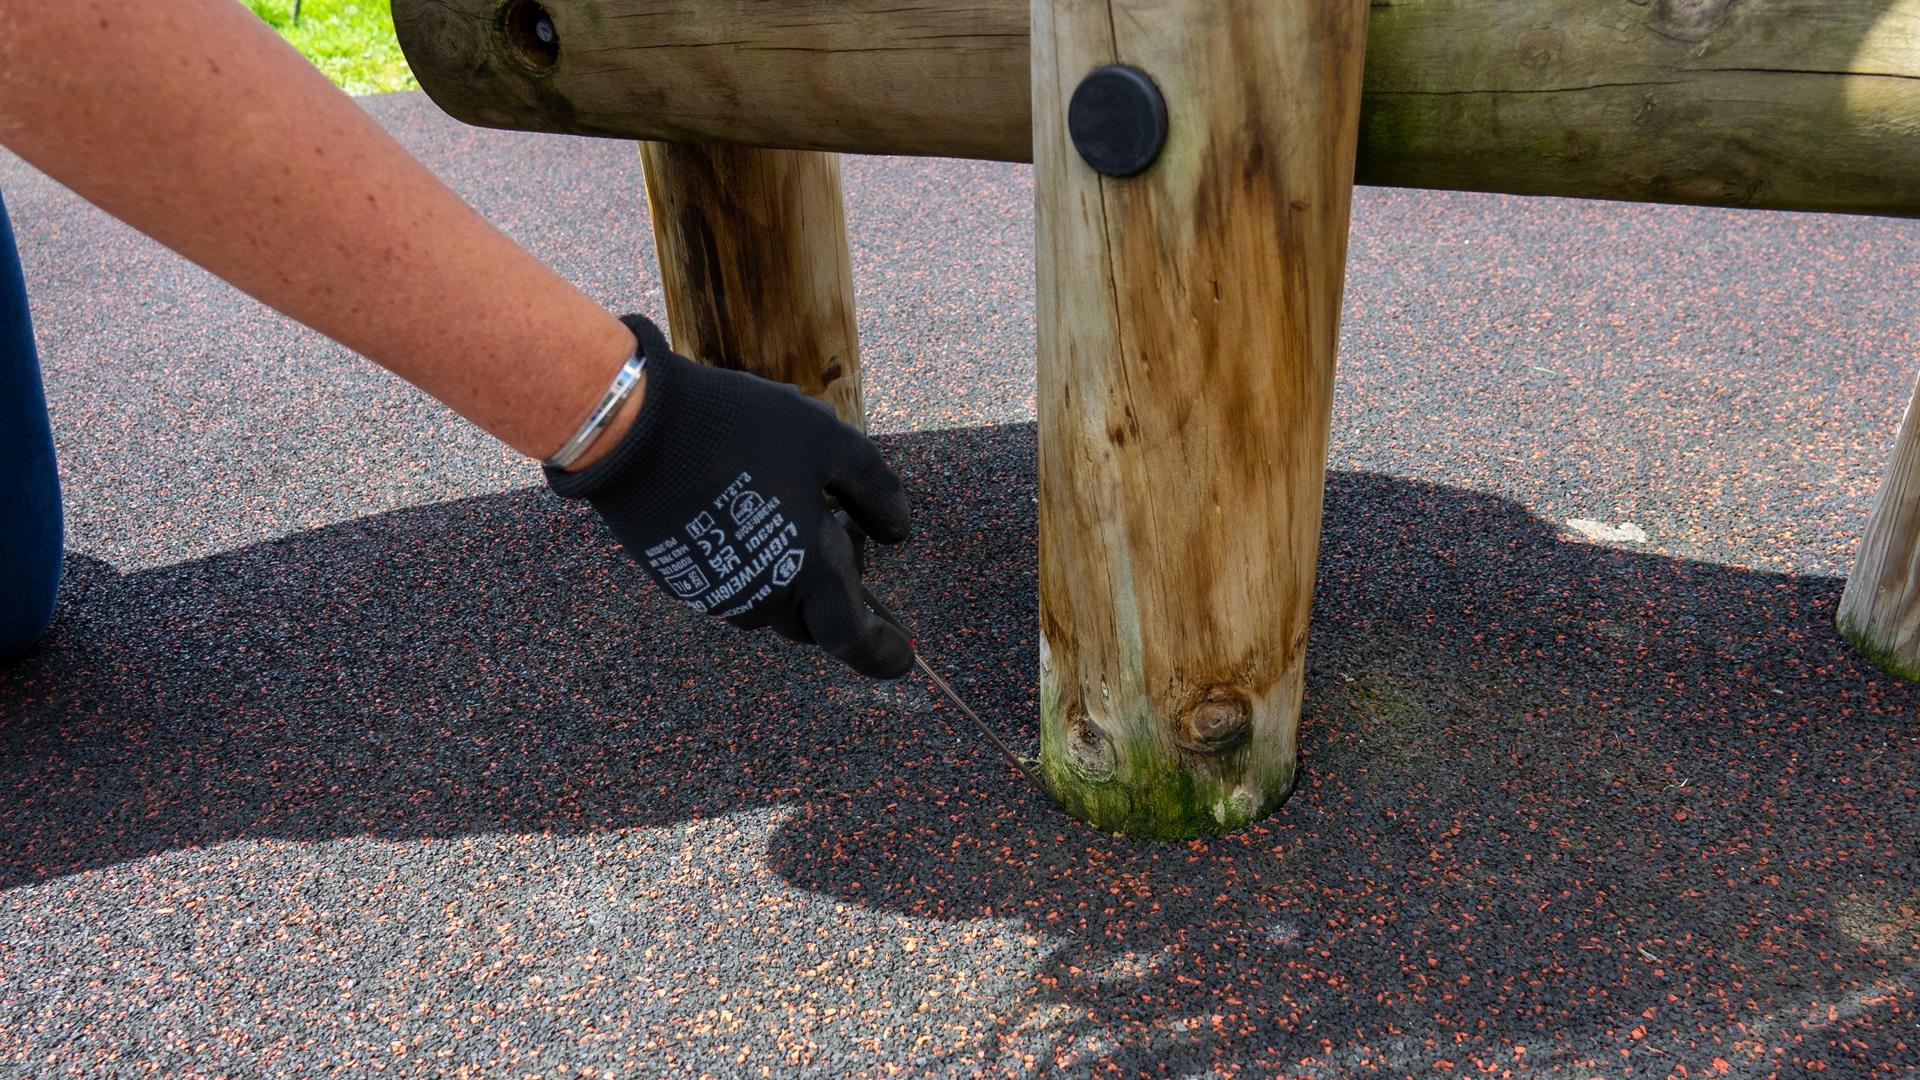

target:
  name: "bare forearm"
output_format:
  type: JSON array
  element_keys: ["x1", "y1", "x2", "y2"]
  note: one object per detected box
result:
[{"x1": 0, "y1": 0, "x2": 638, "y2": 461}]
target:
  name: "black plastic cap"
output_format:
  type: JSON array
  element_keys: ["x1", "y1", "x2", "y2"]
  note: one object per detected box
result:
[{"x1": 1067, "y1": 64, "x2": 1169, "y2": 178}]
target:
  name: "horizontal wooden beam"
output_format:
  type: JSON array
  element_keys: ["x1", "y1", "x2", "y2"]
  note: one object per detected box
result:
[{"x1": 394, "y1": 0, "x2": 1920, "y2": 217}]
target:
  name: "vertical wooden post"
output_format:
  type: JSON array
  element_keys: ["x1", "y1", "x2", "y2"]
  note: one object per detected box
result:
[
  {"x1": 1034, "y1": 0, "x2": 1369, "y2": 837},
  {"x1": 638, "y1": 143, "x2": 865, "y2": 430},
  {"x1": 1838, "y1": 373, "x2": 1920, "y2": 680}
]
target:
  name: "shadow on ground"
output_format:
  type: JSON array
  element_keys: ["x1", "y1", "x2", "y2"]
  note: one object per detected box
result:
[{"x1": 3, "y1": 422, "x2": 1914, "y2": 1073}]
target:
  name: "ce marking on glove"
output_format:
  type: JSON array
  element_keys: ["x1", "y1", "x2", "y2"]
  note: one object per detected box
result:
[
  {"x1": 646, "y1": 472, "x2": 807, "y2": 618},
  {"x1": 687, "y1": 511, "x2": 742, "y2": 577}
]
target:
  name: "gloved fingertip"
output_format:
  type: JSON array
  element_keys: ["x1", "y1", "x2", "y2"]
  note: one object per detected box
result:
[
  {"x1": 825, "y1": 615, "x2": 913, "y2": 679},
  {"x1": 852, "y1": 488, "x2": 911, "y2": 546},
  {"x1": 856, "y1": 624, "x2": 915, "y2": 680},
  {"x1": 868, "y1": 513, "x2": 911, "y2": 547}
]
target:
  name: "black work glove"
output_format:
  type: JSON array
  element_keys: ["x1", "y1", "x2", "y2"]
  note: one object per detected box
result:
[{"x1": 546, "y1": 314, "x2": 913, "y2": 678}]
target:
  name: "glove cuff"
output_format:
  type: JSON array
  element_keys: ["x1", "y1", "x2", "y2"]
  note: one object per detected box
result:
[{"x1": 544, "y1": 314, "x2": 741, "y2": 506}]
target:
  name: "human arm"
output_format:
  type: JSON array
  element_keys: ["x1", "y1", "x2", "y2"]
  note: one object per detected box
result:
[
  {"x1": 0, "y1": 0, "x2": 913, "y2": 674},
  {"x1": 0, "y1": 0, "x2": 635, "y2": 463}
]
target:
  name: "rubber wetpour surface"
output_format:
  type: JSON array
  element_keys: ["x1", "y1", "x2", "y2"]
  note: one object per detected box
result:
[{"x1": 2, "y1": 93, "x2": 1917, "y2": 1077}]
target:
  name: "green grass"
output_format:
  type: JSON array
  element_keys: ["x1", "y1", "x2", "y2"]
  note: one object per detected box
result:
[{"x1": 248, "y1": 0, "x2": 418, "y2": 95}]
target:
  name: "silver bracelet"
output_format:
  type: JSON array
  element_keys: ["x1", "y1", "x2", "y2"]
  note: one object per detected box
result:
[{"x1": 544, "y1": 348, "x2": 647, "y2": 470}]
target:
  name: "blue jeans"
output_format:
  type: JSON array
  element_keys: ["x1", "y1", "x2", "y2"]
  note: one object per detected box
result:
[{"x1": 0, "y1": 190, "x2": 62, "y2": 660}]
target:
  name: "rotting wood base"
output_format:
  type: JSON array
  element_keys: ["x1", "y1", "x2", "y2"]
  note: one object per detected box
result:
[
  {"x1": 1836, "y1": 372, "x2": 1920, "y2": 682},
  {"x1": 1836, "y1": 614, "x2": 1920, "y2": 682},
  {"x1": 1037, "y1": 692, "x2": 1302, "y2": 839}
]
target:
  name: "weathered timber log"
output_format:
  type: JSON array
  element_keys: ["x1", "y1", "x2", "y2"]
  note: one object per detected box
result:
[
  {"x1": 639, "y1": 143, "x2": 864, "y2": 429},
  {"x1": 1838, "y1": 373, "x2": 1920, "y2": 680},
  {"x1": 1035, "y1": 0, "x2": 1367, "y2": 837},
  {"x1": 399, "y1": 0, "x2": 1029, "y2": 161},
  {"x1": 394, "y1": 0, "x2": 1920, "y2": 217}
]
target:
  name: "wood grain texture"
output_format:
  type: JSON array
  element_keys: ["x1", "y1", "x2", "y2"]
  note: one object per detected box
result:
[
  {"x1": 395, "y1": 0, "x2": 1920, "y2": 216},
  {"x1": 639, "y1": 142, "x2": 864, "y2": 429},
  {"x1": 1358, "y1": 0, "x2": 1920, "y2": 215},
  {"x1": 395, "y1": 0, "x2": 1030, "y2": 161},
  {"x1": 1838, "y1": 374, "x2": 1920, "y2": 680},
  {"x1": 1035, "y1": 0, "x2": 1368, "y2": 838}
]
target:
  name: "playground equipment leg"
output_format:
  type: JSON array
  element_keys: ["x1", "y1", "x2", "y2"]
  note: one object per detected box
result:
[
  {"x1": 1838, "y1": 373, "x2": 1920, "y2": 680},
  {"x1": 639, "y1": 142, "x2": 865, "y2": 430},
  {"x1": 1033, "y1": 0, "x2": 1369, "y2": 837}
]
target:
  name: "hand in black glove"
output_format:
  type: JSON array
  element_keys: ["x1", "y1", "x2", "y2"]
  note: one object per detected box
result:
[{"x1": 545, "y1": 314, "x2": 913, "y2": 678}]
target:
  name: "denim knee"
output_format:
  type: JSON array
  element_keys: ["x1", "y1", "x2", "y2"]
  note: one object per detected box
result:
[{"x1": 0, "y1": 189, "x2": 63, "y2": 661}]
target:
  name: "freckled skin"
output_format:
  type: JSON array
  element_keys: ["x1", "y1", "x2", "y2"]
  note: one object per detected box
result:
[{"x1": 0, "y1": 0, "x2": 641, "y2": 465}]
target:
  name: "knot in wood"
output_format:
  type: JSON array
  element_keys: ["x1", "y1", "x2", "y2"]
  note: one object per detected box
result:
[
  {"x1": 1515, "y1": 28, "x2": 1567, "y2": 73},
  {"x1": 1652, "y1": 0, "x2": 1737, "y2": 42},
  {"x1": 1176, "y1": 687, "x2": 1252, "y2": 753},
  {"x1": 1064, "y1": 713, "x2": 1116, "y2": 781}
]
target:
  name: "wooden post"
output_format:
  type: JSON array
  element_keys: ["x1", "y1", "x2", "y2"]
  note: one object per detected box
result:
[
  {"x1": 639, "y1": 142, "x2": 865, "y2": 429},
  {"x1": 1838, "y1": 373, "x2": 1920, "y2": 680},
  {"x1": 1034, "y1": 0, "x2": 1368, "y2": 837}
]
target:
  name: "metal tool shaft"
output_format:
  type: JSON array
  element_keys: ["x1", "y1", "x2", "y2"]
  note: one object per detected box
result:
[
  {"x1": 910, "y1": 652, "x2": 1043, "y2": 785},
  {"x1": 856, "y1": 584, "x2": 1041, "y2": 786}
]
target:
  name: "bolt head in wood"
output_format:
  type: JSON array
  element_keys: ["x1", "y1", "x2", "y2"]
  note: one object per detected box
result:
[
  {"x1": 1068, "y1": 64, "x2": 1168, "y2": 178},
  {"x1": 499, "y1": 0, "x2": 560, "y2": 73}
]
